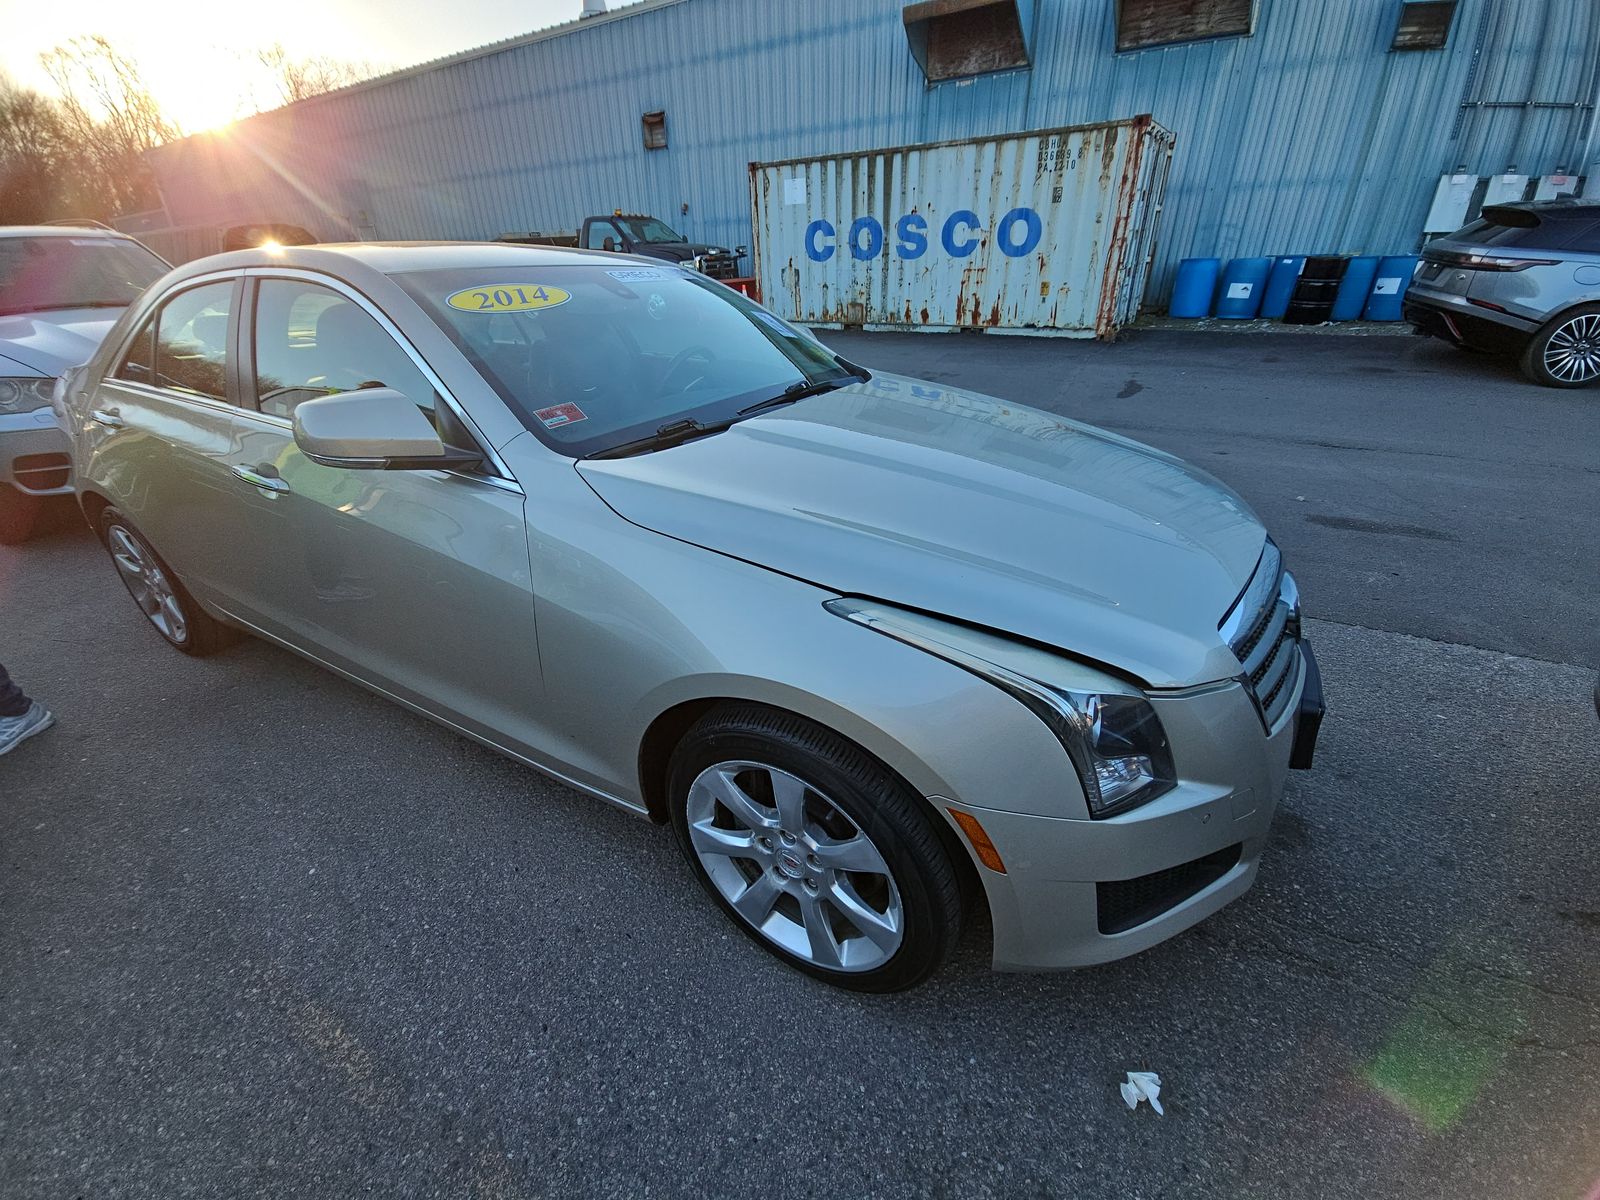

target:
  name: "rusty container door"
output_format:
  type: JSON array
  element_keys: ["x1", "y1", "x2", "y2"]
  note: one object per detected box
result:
[{"x1": 750, "y1": 116, "x2": 1173, "y2": 339}]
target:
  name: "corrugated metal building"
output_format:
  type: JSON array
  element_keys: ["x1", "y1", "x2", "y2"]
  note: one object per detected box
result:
[{"x1": 139, "y1": 0, "x2": 1600, "y2": 307}]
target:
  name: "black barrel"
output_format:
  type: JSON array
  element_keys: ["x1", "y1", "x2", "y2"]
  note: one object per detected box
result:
[{"x1": 1283, "y1": 255, "x2": 1349, "y2": 325}]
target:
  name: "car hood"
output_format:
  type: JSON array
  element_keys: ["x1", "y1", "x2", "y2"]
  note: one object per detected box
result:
[
  {"x1": 0, "y1": 307, "x2": 123, "y2": 375},
  {"x1": 645, "y1": 242, "x2": 734, "y2": 260},
  {"x1": 577, "y1": 373, "x2": 1266, "y2": 687}
]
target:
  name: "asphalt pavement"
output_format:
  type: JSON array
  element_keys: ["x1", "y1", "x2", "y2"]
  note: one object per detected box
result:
[{"x1": 2, "y1": 329, "x2": 1597, "y2": 1199}]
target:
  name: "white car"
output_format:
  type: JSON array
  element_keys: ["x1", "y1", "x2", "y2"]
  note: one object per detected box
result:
[{"x1": 0, "y1": 224, "x2": 169, "y2": 542}]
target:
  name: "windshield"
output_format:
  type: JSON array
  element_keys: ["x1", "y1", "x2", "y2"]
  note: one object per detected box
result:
[
  {"x1": 398, "y1": 264, "x2": 850, "y2": 457},
  {"x1": 0, "y1": 236, "x2": 168, "y2": 317},
  {"x1": 616, "y1": 217, "x2": 685, "y2": 244}
]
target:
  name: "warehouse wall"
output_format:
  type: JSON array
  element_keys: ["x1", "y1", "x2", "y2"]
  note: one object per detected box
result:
[{"x1": 144, "y1": 0, "x2": 1600, "y2": 302}]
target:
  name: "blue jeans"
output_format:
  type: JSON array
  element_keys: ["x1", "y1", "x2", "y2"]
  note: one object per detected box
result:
[{"x1": 0, "y1": 661, "x2": 30, "y2": 718}]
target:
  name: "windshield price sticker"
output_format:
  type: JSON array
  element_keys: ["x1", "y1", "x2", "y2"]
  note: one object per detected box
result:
[
  {"x1": 446, "y1": 284, "x2": 571, "y2": 313},
  {"x1": 534, "y1": 403, "x2": 587, "y2": 428},
  {"x1": 606, "y1": 268, "x2": 669, "y2": 282}
]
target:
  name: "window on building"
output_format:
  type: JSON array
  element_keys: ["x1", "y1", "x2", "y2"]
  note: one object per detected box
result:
[
  {"x1": 641, "y1": 110, "x2": 667, "y2": 150},
  {"x1": 1115, "y1": 0, "x2": 1254, "y2": 52},
  {"x1": 1392, "y1": 1, "x2": 1456, "y2": 50},
  {"x1": 902, "y1": 0, "x2": 1030, "y2": 84}
]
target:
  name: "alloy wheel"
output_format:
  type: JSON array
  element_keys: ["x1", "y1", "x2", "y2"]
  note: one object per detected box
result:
[
  {"x1": 685, "y1": 760, "x2": 904, "y2": 972},
  {"x1": 1544, "y1": 313, "x2": 1600, "y2": 383},
  {"x1": 108, "y1": 524, "x2": 188, "y2": 643}
]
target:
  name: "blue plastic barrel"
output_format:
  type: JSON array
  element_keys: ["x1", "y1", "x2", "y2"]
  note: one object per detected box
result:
[
  {"x1": 1331, "y1": 256, "x2": 1381, "y2": 321},
  {"x1": 1213, "y1": 257, "x2": 1273, "y2": 319},
  {"x1": 1260, "y1": 256, "x2": 1306, "y2": 320},
  {"x1": 1363, "y1": 255, "x2": 1421, "y2": 321},
  {"x1": 1169, "y1": 257, "x2": 1221, "y2": 318}
]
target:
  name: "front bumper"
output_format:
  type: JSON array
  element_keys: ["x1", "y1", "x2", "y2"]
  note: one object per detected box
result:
[
  {"x1": 945, "y1": 640, "x2": 1320, "y2": 971},
  {"x1": 0, "y1": 411, "x2": 73, "y2": 495}
]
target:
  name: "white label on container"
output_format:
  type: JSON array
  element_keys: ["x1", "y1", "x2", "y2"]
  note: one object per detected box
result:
[
  {"x1": 1226, "y1": 282, "x2": 1254, "y2": 299},
  {"x1": 1372, "y1": 277, "x2": 1401, "y2": 295},
  {"x1": 783, "y1": 178, "x2": 806, "y2": 206}
]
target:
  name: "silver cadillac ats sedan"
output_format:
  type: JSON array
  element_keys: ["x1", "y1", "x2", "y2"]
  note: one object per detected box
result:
[{"x1": 63, "y1": 243, "x2": 1323, "y2": 991}]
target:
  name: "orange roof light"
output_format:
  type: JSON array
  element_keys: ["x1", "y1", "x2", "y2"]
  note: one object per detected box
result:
[{"x1": 947, "y1": 808, "x2": 1006, "y2": 874}]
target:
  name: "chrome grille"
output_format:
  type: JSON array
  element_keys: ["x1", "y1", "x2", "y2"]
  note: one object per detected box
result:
[{"x1": 1220, "y1": 543, "x2": 1303, "y2": 730}]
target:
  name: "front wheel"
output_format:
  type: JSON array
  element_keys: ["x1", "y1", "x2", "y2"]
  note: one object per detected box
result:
[
  {"x1": 97, "y1": 508, "x2": 239, "y2": 656},
  {"x1": 668, "y1": 704, "x2": 962, "y2": 992},
  {"x1": 1520, "y1": 305, "x2": 1600, "y2": 387}
]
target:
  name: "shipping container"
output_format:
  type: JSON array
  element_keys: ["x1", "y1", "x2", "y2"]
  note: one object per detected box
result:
[{"x1": 748, "y1": 116, "x2": 1173, "y2": 339}]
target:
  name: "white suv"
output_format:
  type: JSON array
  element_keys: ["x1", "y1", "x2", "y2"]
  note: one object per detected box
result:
[{"x1": 0, "y1": 224, "x2": 168, "y2": 542}]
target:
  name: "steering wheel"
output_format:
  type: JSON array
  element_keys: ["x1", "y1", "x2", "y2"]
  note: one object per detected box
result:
[{"x1": 660, "y1": 344, "x2": 716, "y2": 395}]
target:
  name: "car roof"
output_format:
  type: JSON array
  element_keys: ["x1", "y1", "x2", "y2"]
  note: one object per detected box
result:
[
  {"x1": 1486, "y1": 199, "x2": 1600, "y2": 218},
  {"x1": 174, "y1": 240, "x2": 655, "y2": 277},
  {"x1": 0, "y1": 225, "x2": 145, "y2": 241}
]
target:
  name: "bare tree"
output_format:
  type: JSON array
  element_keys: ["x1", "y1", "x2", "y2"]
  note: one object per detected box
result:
[
  {"x1": 0, "y1": 73, "x2": 115, "y2": 223},
  {"x1": 39, "y1": 36, "x2": 176, "y2": 213},
  {"x1": 257, "y1": 44, "x2": 376, "y2": 107}
]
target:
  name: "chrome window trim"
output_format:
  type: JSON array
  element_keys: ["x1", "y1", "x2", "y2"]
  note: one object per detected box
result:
[
  {"x1": 99, "y1": 377, "x2": 240, "y2": 420},
  {"x1": 243, "y1": 266, "x2": 516, "y2": 483}
]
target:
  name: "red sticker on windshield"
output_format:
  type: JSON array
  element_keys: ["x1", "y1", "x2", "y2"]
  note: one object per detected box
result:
[{"x1": 534, "y1": 403, "x2": 587, "y2": 428}]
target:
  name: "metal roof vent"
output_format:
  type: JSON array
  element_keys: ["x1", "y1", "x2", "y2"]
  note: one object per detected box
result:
[{"x1": 580, "y1": 0, "x2": 607, "y2": 18}]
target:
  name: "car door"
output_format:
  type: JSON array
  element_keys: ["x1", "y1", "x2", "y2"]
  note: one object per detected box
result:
[
  {"x1": 82, "y1": 275, "x2": 245, "y2": 605},
  {"x1": 217, "y1": 270, "x2": 544, "y2": 748}
]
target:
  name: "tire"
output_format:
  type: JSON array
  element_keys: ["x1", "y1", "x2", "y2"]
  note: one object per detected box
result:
[
  {"x1": 668, "y1": 703, "x2": 962, "y2": 992},
  {"x1": 97, "y1": 507, "x2": 239, "y2": 656},
  {"x1": 0, "y1": 484, "x2": 41, "y2": 545},
  {"x1": 1519, "y1": 304, "x2": 1600, "y2": 388}
]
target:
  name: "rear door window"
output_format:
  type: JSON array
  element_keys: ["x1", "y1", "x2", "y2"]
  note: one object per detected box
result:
[
  {"x1": 115, "y1": 313, "x2": 157, "y2": 385},
  {"x1": 153, "y1": 282, "x2": 234, "y2": 401}
]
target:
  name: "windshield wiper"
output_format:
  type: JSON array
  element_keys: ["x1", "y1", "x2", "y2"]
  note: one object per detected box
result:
[
  {"x1": 735, "y1": 365, "x2": 868, "y2": 417},
  {"x1": 584, "y1": 416, "x2": 734, "y2": 460},
  {"x1": 587, "y1": 362, "x2": 872, "y2": 460}
]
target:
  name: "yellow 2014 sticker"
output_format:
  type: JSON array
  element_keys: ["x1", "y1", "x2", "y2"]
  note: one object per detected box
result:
[{"x1": 445, "y1": 284, "x2": 571, "y2": 313}]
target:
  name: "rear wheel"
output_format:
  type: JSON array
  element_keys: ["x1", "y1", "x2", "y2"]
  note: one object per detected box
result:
[
  {"x1": 0, "y1": 484, "x2": 41, "y2": 545},
  {"x1": 97, "y1": 508, "x2": 238, "y2": 656},
  {"x1": 1520, "y1": 305, "x2": 1600, "y2": 387},
  {"x1": 668, "y1": 704, "x2": 962, "y2": 992}
]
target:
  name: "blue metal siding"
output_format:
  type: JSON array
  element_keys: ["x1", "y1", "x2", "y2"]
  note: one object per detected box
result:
[{"x1": 146, "y1": 0, "x2": 1600, "y2": 300}]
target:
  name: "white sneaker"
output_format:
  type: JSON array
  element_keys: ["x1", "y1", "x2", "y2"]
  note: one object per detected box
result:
[{"x1": 0, "y1": 701, "x2": 55, "y2": 757}]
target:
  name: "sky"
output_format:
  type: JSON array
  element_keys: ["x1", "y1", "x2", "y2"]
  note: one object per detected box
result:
[{"x1": 0, "y1": 0, "x2": 586, "y2": 132}]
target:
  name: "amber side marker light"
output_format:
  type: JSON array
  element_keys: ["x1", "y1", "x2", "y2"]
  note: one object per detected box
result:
[{"x1": 947, "y1": 808, "x2": 1007, "y2": 874}]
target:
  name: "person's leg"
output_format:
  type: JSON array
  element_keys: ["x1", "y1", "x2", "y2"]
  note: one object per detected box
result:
[
  {"x1": 0, "y1": 660, "x2": 29, "y2": 718},
  {"x1": 0, "y1": 661, "x2": 52, "y2": 755}
]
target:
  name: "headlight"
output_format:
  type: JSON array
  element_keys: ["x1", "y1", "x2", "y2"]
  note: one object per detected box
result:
[
  {"x1": 0, "y1": 377, "x2": 55, "y2": 415},
  {"x1": 825, "y1": 599, "x2": 1177, "y2": 818}
]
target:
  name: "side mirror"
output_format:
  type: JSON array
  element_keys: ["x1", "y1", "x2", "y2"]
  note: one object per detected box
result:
[
  {"x1": 602, "y1": 236, "x2": 616, "y2": 252},
  {"x1": 292, "y1": 388, "x2": 479, "y2": 471}
]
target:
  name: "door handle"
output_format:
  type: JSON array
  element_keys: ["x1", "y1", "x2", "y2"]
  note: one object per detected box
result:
[
  {"x1": 231, "y1": 463, "x2": 291, "y2": 494},
  {"x1": 91, "y1": 408, "x2": 124, "y2": 428}
]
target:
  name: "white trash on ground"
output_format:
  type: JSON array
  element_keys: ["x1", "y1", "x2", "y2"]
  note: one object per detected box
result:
[{"x1": 1120, "y1": 1071, "x2": 1164, "y2": 1115}]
